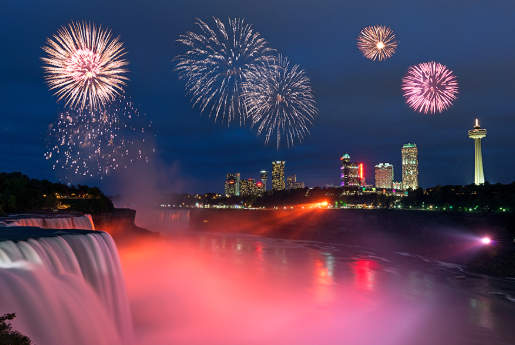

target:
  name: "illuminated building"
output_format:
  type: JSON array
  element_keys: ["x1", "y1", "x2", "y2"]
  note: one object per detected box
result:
[
  {"x1": 240, "y1": 179, "x2": 255, "y2": 196},
  {"x1": 468, "y1": 119, "x2": 487, "y2": 185},
  {"x1": 375, "y1": 163, "x2": 394, "y2": 189},
  {"x1": 340, "y1": 154, "x2": 360, "y2": 187},
  {"x1": 402, "y1": 143, "x2": 418, "y2": 190},
  {"x1": 255, "y1": 181, "x2": 264, "y2": 194},
  {"x1": 272, "y1": 161, "x2": 285, "y2": 190},
  {"x1": 287, "y1": 175, "x2": 305, "y2": 189},
  {"x1": 240, "y1": 178, "x2": 264, "y2": 196},
  {"x1": 358, "y1": 163, "x2": 366, "y2": 186},
  {"x1": 393, "y1": 181, "x2": 403, "y2": 190},
  {"x1": 224, "y1": 173, "x2": 240, "y2": 196},
  {"x1": 260, "y1": 171, "x2": 268, "y2": 191}
]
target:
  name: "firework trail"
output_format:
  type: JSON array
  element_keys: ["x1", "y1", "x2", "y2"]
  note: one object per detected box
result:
[
  {"x1": 174, "y1": 17, "x2": 274, "y2": 125},
  {"x1": 357, "y1": 25, "x2": 397, "y2": 61},
  {"x1": 45, "y1": 96, "x2": 155, "y2": 179},
  {"x1": 41, "y1": 21, "x2": 129, "y2": 110},
  {"x1": 401, "y1": 61, "x2": 459, "y2": 114},
  {"x1": 243, "y1": 55, "x2": 318, "y2": 148}
]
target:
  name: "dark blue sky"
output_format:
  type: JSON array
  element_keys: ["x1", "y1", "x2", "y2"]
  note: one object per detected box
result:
[{"x1": 1, "y1": 0, "x2": 515, "y2": 195}]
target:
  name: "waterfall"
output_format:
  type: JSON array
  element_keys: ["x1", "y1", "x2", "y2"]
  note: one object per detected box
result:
[
  {"x1": 7, "y1": 215, "x2": 95, "y2": 230},
  {"x1": 135, "y1": 208, "x2": 190, "y2": 232},
  {"x1": 0, "y1": 231, "x2": 133, "y2": 345},
  {"x1": 157, "y1": 209, "x2": 190, "y2": 224}
]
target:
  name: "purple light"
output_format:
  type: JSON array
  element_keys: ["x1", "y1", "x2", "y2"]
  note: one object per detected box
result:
[{"x1": 481, "y1": 237, "x2": 491, "y2": 244}]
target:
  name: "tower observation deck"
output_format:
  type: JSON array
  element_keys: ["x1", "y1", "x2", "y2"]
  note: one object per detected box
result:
[{"x1": 468, "y1": 119, "x2": 487, "y2": 185}]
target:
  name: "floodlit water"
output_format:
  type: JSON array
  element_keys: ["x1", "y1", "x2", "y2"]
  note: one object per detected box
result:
[{"x1": 120, "y1": 232, "x2": 515, "y2": 345}]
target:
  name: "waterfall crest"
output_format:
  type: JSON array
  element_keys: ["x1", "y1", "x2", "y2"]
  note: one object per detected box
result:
[
  {"x1": 0, "y1": 231, "x2": 133, "y2": 345},
  {"x1": 5, "y1": 215, "x2": 95, "y2": 230}
]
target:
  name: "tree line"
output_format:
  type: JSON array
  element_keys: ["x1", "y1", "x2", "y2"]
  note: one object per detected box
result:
[{"x1": 0, "y1": 172, "x2": 114, "y2": 215}]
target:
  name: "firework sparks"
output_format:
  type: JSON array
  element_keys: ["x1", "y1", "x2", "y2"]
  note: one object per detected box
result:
[
  {"x1": 401, "y1": 61, "x2": 459, "y2": 114},
  {"x1": 41, "y1": 21, "x2": 129, "y2": 110},
  {"x1": 174, "y1": 17, "x2": 274, "y2": 125},
  {"x1": 357, "y1": 25, "x2": 397, "y2": 61},
  {"x1": 45, "y1": 96, "x2": 154, "y2": 179},
  {"x1": 243, "y1": 55, "x2": 318, "y2": 148}
]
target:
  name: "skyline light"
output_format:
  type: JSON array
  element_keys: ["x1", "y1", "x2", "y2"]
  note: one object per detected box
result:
[{"x1": 2, "y1": 1, "x2": 514, "y2": 195}]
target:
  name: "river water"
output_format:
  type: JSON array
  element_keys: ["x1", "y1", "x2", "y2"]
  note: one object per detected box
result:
[{"x1": 120, "y1": 231, "x2": 515, "y2": 345}]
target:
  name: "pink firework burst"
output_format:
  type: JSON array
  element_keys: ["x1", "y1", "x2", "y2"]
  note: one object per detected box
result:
[
  {"x1": 357, "y1": 25, "x2": 397, "y2": 61},
  {"x1": 42, "y1": 21, "x2": 129, "y2": 110},
  {"x1": 402, "y1": 61, "x2": 459, "y2": 114}
]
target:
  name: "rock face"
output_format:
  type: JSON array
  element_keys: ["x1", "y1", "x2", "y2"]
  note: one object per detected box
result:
[{"x1": 92, "y1": 208, "x2": 159, "y2": 241}]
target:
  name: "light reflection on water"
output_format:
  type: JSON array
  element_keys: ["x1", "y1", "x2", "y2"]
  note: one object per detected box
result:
[{"x1": 120, "y1": 233, "x2": 515, "y2": 345}]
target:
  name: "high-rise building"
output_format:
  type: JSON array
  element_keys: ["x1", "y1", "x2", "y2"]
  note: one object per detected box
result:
[
  {"x1": 340, "y1": 154, "x2": 360, "y2": 187},
  {"x1": 240, "y1": 179, "x2": 256, "y2": 196},
  {"x1": 468, "y1": 119, "x2": 487, "y2": 185},
  {"x1": 255, "y1": 181, "x2": 264, "y2": 194},
  {"x1": 286, "y1": 175, "x2": 305, "y2": 189},
  {"x1": 287, "y1": 175, "x2": 296, "y2": 189},
  {"x1": 375, "y1": 163, "x2": 394, "y2": 189},
  {"x1": 224, "y1": 173, "x2": 240, "y2": 196},
  {"x1": 358, "y1": 163, "x2": 366, "y2": 186},
  {"x1": 272, "y1": 161, "x2": 285, "y2": 190},
  {"x1": 260, "y1": 171, "x2": 268, "y2": 191},
  {"x1": 402, "y1": 143, "x2": 418, "y2": 190}
]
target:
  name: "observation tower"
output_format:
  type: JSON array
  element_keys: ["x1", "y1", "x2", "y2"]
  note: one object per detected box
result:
[{"x1": 468, "y1": 119, "x2": 487, "y2": 185}]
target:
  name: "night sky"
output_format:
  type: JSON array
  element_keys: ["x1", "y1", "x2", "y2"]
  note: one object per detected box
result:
[{"x1": 1, "y1": 0, "x2": 515, "y2": 195}]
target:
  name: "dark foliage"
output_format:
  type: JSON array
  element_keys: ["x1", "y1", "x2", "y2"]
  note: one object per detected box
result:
[
  {"x1": 0, "y1": 172, "x2": 114, "y2": 214},
  {"x1": 401, "y1": 182, "x2": 515, "y2": 213},
  {"x1": 0, "y1": 313, "x2": 33, "y2": 345}
]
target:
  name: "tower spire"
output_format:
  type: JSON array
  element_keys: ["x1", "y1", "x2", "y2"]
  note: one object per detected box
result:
[{"x1": 468, "y1": 119, "x2": 487, "y2": 185}]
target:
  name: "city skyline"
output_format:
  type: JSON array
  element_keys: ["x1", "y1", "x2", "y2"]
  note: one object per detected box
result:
[{"x1": 2, "y1": 1, "x2": 515, "y2": 196}]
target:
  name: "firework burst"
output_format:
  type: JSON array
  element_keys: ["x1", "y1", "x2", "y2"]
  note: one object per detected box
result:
[
  {"x1": 174, "y1": 17, "x2": 274, "y2": 125},
  {"x1": 45, "y1": 96, "x2": 154, "y2": 179},
  {"x1": 401, "y1": 61, "x2": 459, "y2": 114},
  {"x1": 357, "y1": 25, "x2": 397, "y2": 61},
  {"x1": 41, "y1": 21, "x2": 129, "y2": 110},
  {"x1": 243, "y1": 55, "x2": 318, "y2": 148}
]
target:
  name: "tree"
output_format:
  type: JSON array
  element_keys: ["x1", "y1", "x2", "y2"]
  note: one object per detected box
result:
[{"x1": 0, "y1": 313, "x2": 33, "y2": 345}]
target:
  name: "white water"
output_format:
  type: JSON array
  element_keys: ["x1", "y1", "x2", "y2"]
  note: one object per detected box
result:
[
  {"x1": 0, "y1": 232, "x2": 133, "y2": 345},
  {"x1": 10, "y1": 215, "x2": 95, "y2": 230}
]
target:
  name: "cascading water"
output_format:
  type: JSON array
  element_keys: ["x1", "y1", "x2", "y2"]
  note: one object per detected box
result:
[
  {"x1": 4, "y1": 215, "x2": 95, "y2": 230},
  {"x1": 135, "y1": 208, "x2": 190, "y2": 233},
  {"x1": 0, "y1": 231, "x2": 133, "y2": 345}
]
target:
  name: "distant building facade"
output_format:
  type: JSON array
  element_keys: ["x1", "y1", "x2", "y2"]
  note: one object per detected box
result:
[
  {"x1": 240, "y1": 179, "x2": 255, "y2": 196},
  {"x1": 287, "y1": 175, "x2": 305, "y2": 189},
  {"x1": 260, "y1": 171, "x2": 268, "y2": 191},
  {"x1": 224, "y1": 173, "x2": 240, "y2": 196},
  {"x1": 375, "y1": 163, "x2": 394, "y2": 189},
  {"x1": 392, "y1": 181, "x2": 403, "y2": 190},
  {"x1": 402, "y1": 143, "x2": 419, "y2": 190},
  {"x1": 340, "y1": 154, "x2": 361, "y2": 187},
  {"x1": 272, "y1": 161, "x2": 285, "y2": 190}
]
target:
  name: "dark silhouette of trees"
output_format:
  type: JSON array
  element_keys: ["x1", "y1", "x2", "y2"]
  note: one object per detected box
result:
[
  {"x1": 0, "y1": 313, "x2": 33, "y2": 345},
  {"x1": 0, "y1": 172, "x2": 114, "y2": 214},
  {"x1": 401, "y1": 182, "x2": 515, "y2": 213}
]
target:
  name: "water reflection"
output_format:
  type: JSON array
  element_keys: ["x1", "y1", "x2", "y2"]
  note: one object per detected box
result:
[
  {"x1": 120, "y1": 233, "x2": 515, "y2": 345},
  {"x1": 353, "y1": 260, "x2": 379, "y2": 291},
  {"x1": 469, "y1": 297, "x2": 494, "y2": 329}
]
